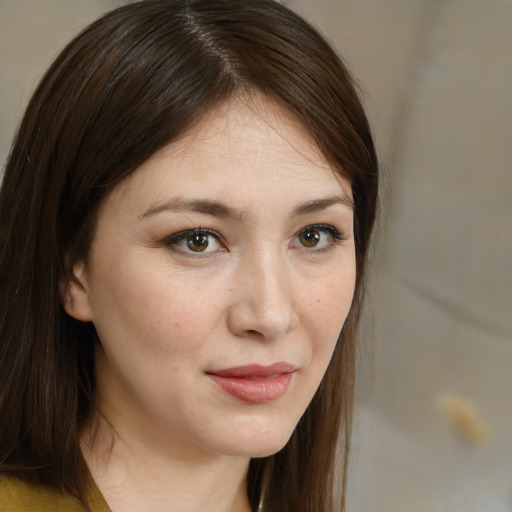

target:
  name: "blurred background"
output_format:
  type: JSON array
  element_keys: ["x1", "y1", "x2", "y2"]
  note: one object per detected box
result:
[{"x1": 1, "y1": 1, "x2": 511, "y2": 510}]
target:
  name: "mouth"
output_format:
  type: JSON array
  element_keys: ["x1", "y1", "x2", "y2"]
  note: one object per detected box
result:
[{"x1": 206, "y1": 363, "x2": 297, "y2": 404}]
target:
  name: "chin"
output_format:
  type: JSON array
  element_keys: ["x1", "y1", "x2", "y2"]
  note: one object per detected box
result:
[
  {"x1": 218, "y1": 437, "x2": 292, "y2": 459},
  {"x1": 246, "y1": 440, "x2": 291, "y2": 459},
  {"x1": 208, "y1": 417, "x2": 297, "y2": 459}
]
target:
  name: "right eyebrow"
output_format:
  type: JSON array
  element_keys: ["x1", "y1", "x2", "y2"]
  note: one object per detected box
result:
[{"x1": 139, "y1": 198, "x2": 245, "y2": 221}]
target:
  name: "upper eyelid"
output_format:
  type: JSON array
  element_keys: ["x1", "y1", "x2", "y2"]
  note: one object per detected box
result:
[
  {"x1": 168, "y1": 223, "x2": 343, "y2": 235},
  {"x1": 165, "y1": 227, "x2": 221, "y2": 242},
  {"x1": 295, "y1": 223, "x2": 347, "y2": 238},
  {"x1": 165, "y1": 224, "x2": 341, "y2": 237},
  {"x1": 297, "y1": 223, "x2": 335, "y2": 233}
]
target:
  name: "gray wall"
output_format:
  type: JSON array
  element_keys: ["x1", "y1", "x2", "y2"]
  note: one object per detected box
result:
[
  {"x1": 289, "y1": 2, "x2": 511, "y2": 510},
  {"x1": 1, "y1": 1, "x2": 511, "y2": 510}
]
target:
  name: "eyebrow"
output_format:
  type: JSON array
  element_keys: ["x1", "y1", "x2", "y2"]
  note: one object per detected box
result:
[
  {"x1": 291, "y1": 195, "x2": 354, "y2": 216},
  {"x1": 139, "y1": 194, "x2": 353, "y2": 221},
  {"x1": 139, "y1": 198, "x2": 243, "y2": 221}
]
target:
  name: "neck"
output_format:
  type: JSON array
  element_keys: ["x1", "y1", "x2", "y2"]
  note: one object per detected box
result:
[{"x1": 81, "y1": 415, "x2": 252, "y2": 512}]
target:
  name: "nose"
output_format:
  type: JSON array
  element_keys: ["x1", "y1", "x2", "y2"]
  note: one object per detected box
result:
[{"x1": 227, "y1": 249, "x2": 299, "y2": 341}]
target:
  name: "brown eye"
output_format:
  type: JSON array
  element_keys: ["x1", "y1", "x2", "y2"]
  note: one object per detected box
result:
[
  {"x1": 165, "y1": 228, "x2": 223, "y2": 255},
  {"x1": 292, "y1": 224, "x2": 345, "y2": 252},
  {"x1": 298, "y1": 228, "x2": 321, "y2": 248},
  {"x1": 186, "y1": 233, "x2": 209, "y2": 252}
]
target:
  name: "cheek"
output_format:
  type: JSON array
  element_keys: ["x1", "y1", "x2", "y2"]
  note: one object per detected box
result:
[
  {"x1": 90, "y1": 267, "x2": 226, "y2": 408},
  {"x1": 303, "y1": 267, "x2": 355, "y2": 345},
  {"x1": 113, "y1": 267, "x2": 225, "y2": 358}
]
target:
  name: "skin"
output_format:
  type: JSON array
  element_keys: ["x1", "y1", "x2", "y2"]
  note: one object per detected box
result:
[{"x1": 64, "y1": 96, "x2": 356, "y2": 512}]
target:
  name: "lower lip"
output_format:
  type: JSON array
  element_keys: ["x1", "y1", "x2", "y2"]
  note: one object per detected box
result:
[{"x1": 207, "y1": 372, "x2": 294, "y2": 404}]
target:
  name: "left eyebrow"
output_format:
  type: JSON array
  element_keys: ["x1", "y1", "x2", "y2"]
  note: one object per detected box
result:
[{"x1": 291, "y1": 195, "x2": 354, "y2": 216}]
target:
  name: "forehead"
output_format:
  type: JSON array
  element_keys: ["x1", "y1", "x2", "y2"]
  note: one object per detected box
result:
[{"x1": 104, "y1": 95, "x2": 352, "y2": 215}]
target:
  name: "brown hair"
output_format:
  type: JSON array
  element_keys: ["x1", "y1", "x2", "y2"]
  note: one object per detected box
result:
[{"x1": 0, "y1": 1, "x2": 378, "y2": 510}]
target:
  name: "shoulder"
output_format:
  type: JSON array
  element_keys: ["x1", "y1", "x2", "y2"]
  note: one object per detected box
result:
[{"x1": 0, "y1": 474, "x2": 90, "y2": 511}]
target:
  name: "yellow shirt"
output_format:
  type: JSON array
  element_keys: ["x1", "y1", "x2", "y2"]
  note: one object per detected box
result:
[{"x1": 0, "y1": 474, "x2": 110, "y2": 512}]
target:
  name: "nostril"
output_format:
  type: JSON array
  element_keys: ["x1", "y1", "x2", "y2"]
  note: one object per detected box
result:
[{"x1": 246, "y1": 329, "x2": 263, "y2": 337}]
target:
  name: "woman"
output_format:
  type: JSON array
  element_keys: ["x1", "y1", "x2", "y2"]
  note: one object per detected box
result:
[{"x1": 0, "y1": 1, "x2": 378, "y2": 511}]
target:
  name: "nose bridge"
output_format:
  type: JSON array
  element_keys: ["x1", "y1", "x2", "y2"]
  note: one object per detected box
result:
[{"x1": 228, "y1": 243, "x2": 297, "y2": 340}]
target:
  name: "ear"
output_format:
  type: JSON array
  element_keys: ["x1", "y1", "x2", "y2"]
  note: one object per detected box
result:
[{"x1": 60, "y1": 262, "x2": 94, "y2": 322}]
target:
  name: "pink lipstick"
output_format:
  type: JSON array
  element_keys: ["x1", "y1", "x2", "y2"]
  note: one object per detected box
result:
[{"x1": 207, "y1": 363, "x2": 296, "y2": 404}]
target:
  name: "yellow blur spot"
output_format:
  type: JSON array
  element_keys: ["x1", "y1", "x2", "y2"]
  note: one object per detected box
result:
[{"x1": 437, "y1": 392, "x2": 491, "y2": 444}]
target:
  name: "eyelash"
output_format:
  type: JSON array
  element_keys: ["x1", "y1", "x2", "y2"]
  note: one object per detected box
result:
[
  {"x1": 162, "y1": 224, "x2": 348, "y2": 256},
  {"x1": 163, "y1": 227, "x2": 225, "y2": 256},
  {"x1": 294, "y1": 224, "x2": 348, "y2": 253}
]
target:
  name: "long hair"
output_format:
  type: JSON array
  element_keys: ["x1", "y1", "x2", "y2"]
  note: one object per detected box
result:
[{"x1": 0, "y1": 1, "x2": 378, "y2": 510}]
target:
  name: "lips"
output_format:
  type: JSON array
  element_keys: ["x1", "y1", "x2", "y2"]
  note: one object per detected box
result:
[{"x1": 207, "y1": 363, "x2": 296, "y2": 404}]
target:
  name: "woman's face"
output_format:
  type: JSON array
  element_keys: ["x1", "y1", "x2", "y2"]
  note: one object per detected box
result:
[{"x1": 67, "y1": 97, "x2": 356, "y2": 460}]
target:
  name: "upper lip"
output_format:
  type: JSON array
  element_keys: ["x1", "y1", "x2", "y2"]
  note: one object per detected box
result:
[{"x1": 207, "y1": 362, "x2": 297, "y2": 378}]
